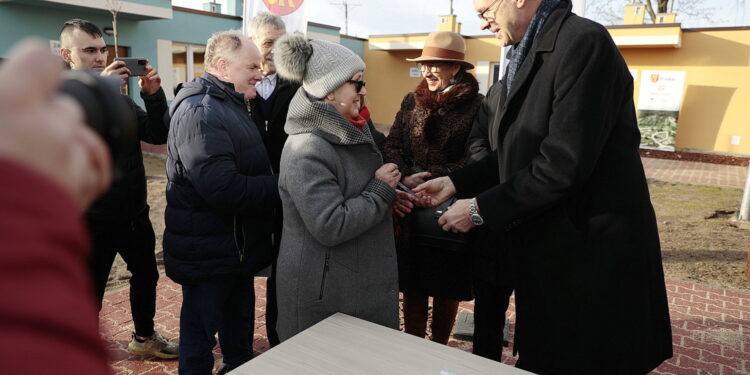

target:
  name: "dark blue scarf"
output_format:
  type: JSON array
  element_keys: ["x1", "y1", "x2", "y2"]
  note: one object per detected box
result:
[{"x1": 505, "y1": 0, "x2": 561, "y2": 96}]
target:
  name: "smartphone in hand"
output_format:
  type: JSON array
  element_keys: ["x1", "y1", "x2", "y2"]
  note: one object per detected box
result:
[
  {"x1": 397, "y1": 182, "x2": 416, "y2": 196},
  {"x1": 114, "y1": 57, "x2": 148, "y2": 76}
]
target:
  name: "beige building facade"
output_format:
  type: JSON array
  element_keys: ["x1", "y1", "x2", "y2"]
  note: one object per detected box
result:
[{"x1": 363, "y1": 12, "x2": 750, "y2": 156}]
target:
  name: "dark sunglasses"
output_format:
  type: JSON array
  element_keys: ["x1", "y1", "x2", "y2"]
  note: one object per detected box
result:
[{"x1": 347, "y1": 79, "x2": 366, "y2": 93}]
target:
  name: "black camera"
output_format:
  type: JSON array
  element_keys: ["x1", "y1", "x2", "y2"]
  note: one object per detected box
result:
[{"x1": 57, "y1": 70, "x2": 137, "y2": 178}]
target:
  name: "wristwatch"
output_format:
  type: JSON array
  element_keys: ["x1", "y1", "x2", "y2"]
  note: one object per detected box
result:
[{"x1": 469, "y1": 198, "x2": 484, "y2": 226}]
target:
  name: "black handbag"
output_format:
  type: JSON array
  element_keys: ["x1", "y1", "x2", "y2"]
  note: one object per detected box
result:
[{"x1": 410, "y1": 197, "x2": 471, "y2": 251}]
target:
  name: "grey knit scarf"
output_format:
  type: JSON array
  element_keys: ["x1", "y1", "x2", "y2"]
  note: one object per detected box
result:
[{"x1": 505, "y1": 0, "x2": 561, "y2": 96}]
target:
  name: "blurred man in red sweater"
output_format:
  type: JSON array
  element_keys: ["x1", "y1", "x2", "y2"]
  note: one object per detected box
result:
[{"x1": 0, "y1": 39, "x2": 112, "y2": 374}]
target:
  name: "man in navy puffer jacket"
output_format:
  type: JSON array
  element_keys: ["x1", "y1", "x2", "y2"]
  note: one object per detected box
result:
[{"x1": 165, "y1": 30, "x2": 279, "y2": 375}]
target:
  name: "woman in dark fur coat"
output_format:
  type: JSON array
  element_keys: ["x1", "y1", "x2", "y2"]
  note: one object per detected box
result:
[{"x1": 384, "y1": 31, "x2": 483, "y2": 345}]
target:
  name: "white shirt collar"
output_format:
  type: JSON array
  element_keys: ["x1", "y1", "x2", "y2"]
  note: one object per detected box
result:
[
  {"x1": 262, "y1": 73, "x2": 277, "y2": 84},
  {"x1": 256, "y1": 73, "x2": 278, "y2": 100}
]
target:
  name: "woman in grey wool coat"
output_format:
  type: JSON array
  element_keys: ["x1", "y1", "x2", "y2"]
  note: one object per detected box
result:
[{"x1": 272, "y1": 33, "x2": 404, "y2": 341}]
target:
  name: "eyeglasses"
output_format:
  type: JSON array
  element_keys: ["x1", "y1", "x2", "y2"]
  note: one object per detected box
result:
[
  {"x1": 477, "y1": 0, "x2": 503, "y2": 21},
  {"x1": 347, "y1": 79, "x2": 366, "y2": 92},
  {"x1": 418, "y1": 63, "x2": 444, "y2": 74}
]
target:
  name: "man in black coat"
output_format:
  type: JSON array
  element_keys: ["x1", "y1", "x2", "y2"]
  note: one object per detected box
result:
[
  {"x1": 246, "y1": 13, "x2": 299, "y2": 347},
  {"x1": 60, "y1": 19, "x2": 178, "y2": 358},
  {"x1": 416, "y1": 0, "x2": 672, "y2": 373},
  {"x1": 165, "y1": 30, "x2": 279, "y2": 374}
]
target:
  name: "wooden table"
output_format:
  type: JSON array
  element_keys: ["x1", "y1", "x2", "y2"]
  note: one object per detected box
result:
[{"x1": 230, "y1": 313, "x2": 532, "y2": 374}]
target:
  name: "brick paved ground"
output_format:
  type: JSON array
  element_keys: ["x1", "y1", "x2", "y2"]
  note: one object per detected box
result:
[
  {"x1": 642, "y1": 157, "x2": 748, "y2": 189},
  {"x1": 100, "y1": 157, "x2": 750, "y2": 374},
  {"x1": 100, "y1": 276, "x2": 750, "y2": 375}
]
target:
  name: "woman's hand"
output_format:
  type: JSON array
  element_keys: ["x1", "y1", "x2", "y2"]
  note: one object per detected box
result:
[
  {"x1": 393, "y1": 190, "x2": 415, "y2": 217},
  {"x1": 375, "y1": 162, "x2": 401, "y2": 188},
  {"x1": 402, "y1": 171, "x2": 432, "y2": 189}
]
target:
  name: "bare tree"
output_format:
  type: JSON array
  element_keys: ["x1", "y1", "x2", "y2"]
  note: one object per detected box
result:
[
  {"x1": 586, "y1": 0, "x2": 623, "y2": 25},
  {"x1": 587, "y1": 0, "x2": 721, "y2": 25},
  {"x1": 106, "y1": 0, "x2": 122, "y2": 58},
  {"x1": 645, "y1": 0, "x2": 717, "y2": 24}
]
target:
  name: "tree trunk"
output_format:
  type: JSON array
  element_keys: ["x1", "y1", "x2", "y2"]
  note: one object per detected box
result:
[
  {"x1": 739, "y1": 164, "x2": 750, "y2": 282},
  {"x1": 643, "y1": 0, "x2": 658, "y2": 23},
  {"x1": 658, "y1": 0, "x2": 669, "y2": 13},
  {"x1": 112, "y1": 13, "x2": 119, "y2": 58}
]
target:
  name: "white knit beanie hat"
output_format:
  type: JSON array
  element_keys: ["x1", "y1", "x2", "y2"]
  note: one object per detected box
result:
[{"x1": 273, "y1": 33, "x2": 365, "y2": 99}]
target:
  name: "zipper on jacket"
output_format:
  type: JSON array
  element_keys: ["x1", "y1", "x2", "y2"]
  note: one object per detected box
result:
[{"x1": 318, "y1": 252, "x2": 330, "y2": 300}]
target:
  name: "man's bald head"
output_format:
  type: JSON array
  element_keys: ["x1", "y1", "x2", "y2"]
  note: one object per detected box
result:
[{"x1": 204, "y1": 30, "x2": 263, "y2": 99}]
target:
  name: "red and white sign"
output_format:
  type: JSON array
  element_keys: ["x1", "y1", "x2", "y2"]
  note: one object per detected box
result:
[
  {"x1": 243, "y1": 0, "x2": 309, "y2": 35},
  {"x1": 262, "y1": 0, "x2": 304, "y2": 16}
]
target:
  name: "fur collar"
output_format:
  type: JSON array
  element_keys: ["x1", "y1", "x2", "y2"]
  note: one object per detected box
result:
[
  {"x1": 413, "y1": 73, "x2": 480, "y2": 112},
  {"x1": 407, "y1": 73, "x2": 480, "y2": 141}
]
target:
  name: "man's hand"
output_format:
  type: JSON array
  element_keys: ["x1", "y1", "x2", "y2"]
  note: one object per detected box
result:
[
  {"x1": 139, "y1": 64, "x2": 161, "y2": 96},
  {"x1": 413, "y1": 176, "x2": 456, "y2": 207},
  {"x1": 100, "y1": 60, "x2": 129, "y2": 85},
  {"x1": 437, "y1": 198, "x2": 475, "y2": 233},
  {"x1": 0, "y1": 39, "x2": 112, "y2": 209},
  {"x1": 393, "y1": 190, "x2": 415, "y2": 218}
]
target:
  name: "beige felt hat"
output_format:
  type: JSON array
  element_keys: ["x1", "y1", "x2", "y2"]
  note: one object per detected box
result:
[{"x1": 406, "y1": 31, "x2": 474, "y2": 70}]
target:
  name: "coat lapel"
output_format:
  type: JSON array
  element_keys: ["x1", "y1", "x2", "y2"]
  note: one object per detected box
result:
[
  {"x1": 489, "y1": 68, "x2": 509, "y2": 151},
  {"x1": 489, "y1": 0, "x2": 572, "y2": 150}
]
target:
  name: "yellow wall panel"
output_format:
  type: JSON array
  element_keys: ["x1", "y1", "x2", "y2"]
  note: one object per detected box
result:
[{"x1": 619, "y1": 29, "x2": 750, "y2": 154}]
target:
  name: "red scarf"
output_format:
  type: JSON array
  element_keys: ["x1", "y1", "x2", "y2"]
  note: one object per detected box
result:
[
  {"x1": 360, "y1": 105, "x2": 371, "y2": 122},
  {"x1": 348, "y1": 105, "x2": 369, "y2": 130}
]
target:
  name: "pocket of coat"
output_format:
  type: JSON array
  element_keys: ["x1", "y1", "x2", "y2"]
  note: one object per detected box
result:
[{"x1": 318, "y1": 251, "x2": 331, "y2": 300}]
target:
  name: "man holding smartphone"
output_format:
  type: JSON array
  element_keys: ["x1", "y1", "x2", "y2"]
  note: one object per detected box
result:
[{"x1": 60, "y1": 19, "x2": 178, "y2": 359}]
